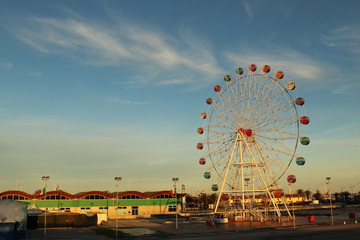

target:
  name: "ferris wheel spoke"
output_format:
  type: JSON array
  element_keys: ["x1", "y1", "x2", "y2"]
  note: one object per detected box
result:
[
  {"x1": 256, "y1": 139, "x2": 295, "y2": 160},
  {"x1": 256, "y1": 128, "x2": 300, "y2": 138},
  {"x1": 207, "y1": 116, "x2": 241, "y2": 131},
  {"x1": 256, "y1": 135, "x2": 298, "y2": 141},
  {"x1": 206, "y1": 130, "x2": 234, "y2": 136},
  {"x1": 212, "y1": 101, "x2": 253, "y2": 124},
  {"x1": 253, "y1": 116, "x2": 297, "y2": 131},
  {"x1": 206, "y1": 131, "x2": 234, "y2": 143},
  {"x1": 245, "y1": 103, "x2": 296, "y2": 131}
]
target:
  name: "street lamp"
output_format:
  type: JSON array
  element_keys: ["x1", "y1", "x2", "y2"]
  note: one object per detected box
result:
[
  {"x1": 326, "y1": 177, "x2": 334, "y2": 226},
  {"x1": 172, "y1": 178, "x2": 179, "y2": 230},
  {"x1": 181, "y1": 184, "x2": 186, "y2": 211},
  {"x1": 114, "y1": 177, "x2": 122, "y2": 240},
  {"x1": 42, "y1": 176, "x2": 50, "y2": 237},
  {"x1": 350, "y1": 186, "x2": 355, "y2": 199}
]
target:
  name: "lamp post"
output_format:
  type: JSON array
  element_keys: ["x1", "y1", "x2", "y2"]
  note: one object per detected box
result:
[
  {"x1": 286, "y1": 175, "x2": 296, "y2": 228},
  {"x1": 181, "y1": 184, "x2": 186, "y2": 211},
  {"x1": 326, "y1": 177, "x2": 334, "y2": 226},
  {"x1": 42, "y1": 176, "x2": 50, "y2": 238},
  {"x1": 114, "y1": 177, "x2": 122, "y2": 240},
  {"x1": 350, "y1": 186, "x2": 355, "y2": 199},
  {"x1": 288, "y1": 182, "x2": 296, "y2": 229},
  {"x1": 172, "y1": 178, "x2": 179, "y2": 230}
]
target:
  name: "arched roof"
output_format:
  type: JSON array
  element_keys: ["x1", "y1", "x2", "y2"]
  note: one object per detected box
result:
[
  {"x1": 41, "y1": 190, "x2": 74, "y2": 199},
  {"x1": 149, "y1": 190, "x2": 176, "y2": 198},
  {"x1": 76, "y1": 191, "x2": 109, "y2": 199},
  {"x1": 0, "y1": 190, "x2": 177, "y2": 199},
  {"x1": 0, "y1": 191, "x2": 33, "y2": 199},
  {"x1": 116, "y1": 191, "x2": 147, "y2": 199}
]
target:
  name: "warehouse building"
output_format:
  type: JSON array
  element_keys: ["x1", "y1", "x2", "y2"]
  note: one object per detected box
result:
[{"x1": 0, "y1": 190, "x2": 182, "y2": 219}]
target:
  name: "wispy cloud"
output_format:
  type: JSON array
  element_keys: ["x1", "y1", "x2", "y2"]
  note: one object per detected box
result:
[
  {"x1": 320, "y1": 122, "x2": 358, "y2": 136},
  {"x1": 331, "y1": 78, "x2": 360, "y2": 96},
  {"x1": 28, "y1": 71, "x2": 41, "y2": 77},
  {"x1": 321, "y1": 24, "x2": 360, "y2": 54},
  {"x1": 0, "y1": 116, "x2": 65, "y2": 132},
  {"x1": 108, "y1": 97, "x2": 148, "y2": 105},
  {"x1": 243, "y1": 1, "x2": 254, "y2": 23},
  {"x1": 314, "y1": 137, "x2": 360, "y2": 147},
  {"x1": 11, "y1": 15, "x2": 223, "y2": 88},
  {"x1": 157, "y1": 78, "x2": 192, "y2": 85},
  {"x1": 0, "y1": 62, "x2": 13, "y2": 68},
  {"x1": 332, "y1": 83, "x2": 352, "y2": 95},
  {"x1": 225, "y1": 47, "x2": 332, "y2": 82}
]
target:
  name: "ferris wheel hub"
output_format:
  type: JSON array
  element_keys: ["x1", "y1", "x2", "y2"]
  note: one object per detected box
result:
[{"x1": 239, "y1": 128, "x2": 253, "y2": 136}]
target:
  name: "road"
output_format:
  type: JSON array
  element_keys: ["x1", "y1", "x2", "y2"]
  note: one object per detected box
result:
[{"x1": 169, "y1": 224, "x2": 360, "y2": 240}]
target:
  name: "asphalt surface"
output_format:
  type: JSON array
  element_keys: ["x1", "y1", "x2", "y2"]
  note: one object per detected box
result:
[
  {"x1": 27, "y1": 223, "x2": 360, "y2": 240},
  {"x1": 169, "y1": 224, "x2": 360, "y2": 240},
  {"x1": 27, "y1": 206, "x2": 360, "y2": 239},
  {"x1": 28, "y1": 227, "x2": 113, "y2": 239}
]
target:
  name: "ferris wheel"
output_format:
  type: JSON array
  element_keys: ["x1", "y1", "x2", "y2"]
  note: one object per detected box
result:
[{"x1": 196, "y1": 64, "x2": 310, "y2": 219}]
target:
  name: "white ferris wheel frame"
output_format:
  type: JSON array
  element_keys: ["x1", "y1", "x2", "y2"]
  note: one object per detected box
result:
[{"x1": 198, "y1": 66, "x2": 307, "y2": 219}]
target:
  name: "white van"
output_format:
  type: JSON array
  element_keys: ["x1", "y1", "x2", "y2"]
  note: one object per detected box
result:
[{"x1": 213, "y1": 213, "x2": 229, "y2": 223}]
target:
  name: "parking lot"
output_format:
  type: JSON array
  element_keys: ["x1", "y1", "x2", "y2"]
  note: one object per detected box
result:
[{"x1": 27, "y1": 206, "x2": 360, "y2": 239}]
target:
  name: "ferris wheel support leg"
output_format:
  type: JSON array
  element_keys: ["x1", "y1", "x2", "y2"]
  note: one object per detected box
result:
[
  {"x1": 243, "y1": 137, "x2": 283, "y2": 218},
  {"x1": 240, "y1": 140, "x2": 246, "y2": 211},
  {"x1": 253, "y1": 140, "x2": 293, "y2": 219},
  {"x1": 281, "y1": 195, "x2": 292, "y2": 218},
  {"x1": 214, "y1": 134, "x2": 240, "y2": 213}
]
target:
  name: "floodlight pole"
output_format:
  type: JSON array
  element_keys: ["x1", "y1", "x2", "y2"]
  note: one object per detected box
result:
[
  {"x1": 289, "y1": 183, "x2": 295, "y2": 229},
  {"x1": 114, "y1": 177, "x2": 122, "y2": 240},
  {"x1": 172, "y1": 178, "x2": 179, "y2": 230},
  {"x1": 326, "y1": 177, "x2": 334, "y2": 226},
  {"x1": 42, "y1": 176, "x2": 50, "y2": 238}
]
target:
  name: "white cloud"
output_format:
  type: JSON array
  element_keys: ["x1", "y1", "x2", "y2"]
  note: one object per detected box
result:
[
  {"x1": 318, "y1": 122, "x2": 359, "y2": 137},
  {"x1": 224, "y1": 47, "x2": 334, "y2": 82},
  {"x1": 13, "y1": 15, "x2": 223, "y2": 88},
  {"x1": 0, "y1": 62, "x2": 13, "y2": 68},
  {"x1": 243, "y1": 1, "x2": 254, "y2": 23},
  {"x1": 28, "y1": 72, "x2": 41, "y2": 77},
  {"x1": 107, "y1": 97, "x2": 148, "y2": 105},
  {"x1": 332, "y1": 83, "x2": 353, "y2": 95},
  {"x1": 321, "y1": 24, "x2": 360, "y2": 54},
  {"x1": 157, "y1": 78, "x2": 192, "y2": 85}
]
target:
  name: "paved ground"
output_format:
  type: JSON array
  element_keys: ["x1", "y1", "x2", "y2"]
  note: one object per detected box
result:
[
  {"x1": 28, "y1": 227, "x2": 113, "y2": 239},
  {"x1": 168, "y1": 224, "x2": 360, "y2": 240},
  {"x1": 27, "y1": 206, "x2": 360, "y2": 239}
]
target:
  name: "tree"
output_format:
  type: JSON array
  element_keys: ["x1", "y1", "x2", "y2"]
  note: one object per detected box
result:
[
  {"x1": 313, "y1": 190, "x2": 322, "y2": 201},
  {"x1": 297, "y1": 189, "x2": 304, "y2": 195},
  {"x1": 198, "y1": 192, "x2": 217, "y2": 210},
  {"x1": 185, "y1": 194, "x2": 197, "y2": 208},
  {"x1": 340, "y1": 191, "x2": 351, "y2": 202},
  {"x1": 304, "y1": 190, "x2": 312, "y2": 200}
]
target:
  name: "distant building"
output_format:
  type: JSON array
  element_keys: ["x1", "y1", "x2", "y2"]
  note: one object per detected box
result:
[
  {"x1": 221, "y1": 193, "x2": 308, "y2": 211},
  {"x1": 0, "y1": 190, "x2": 182, "y2": 219}
]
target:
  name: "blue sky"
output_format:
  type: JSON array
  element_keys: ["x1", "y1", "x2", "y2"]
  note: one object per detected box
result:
[{"x1": 0, "y1": 0, "x2": 359, "y2": 195}]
